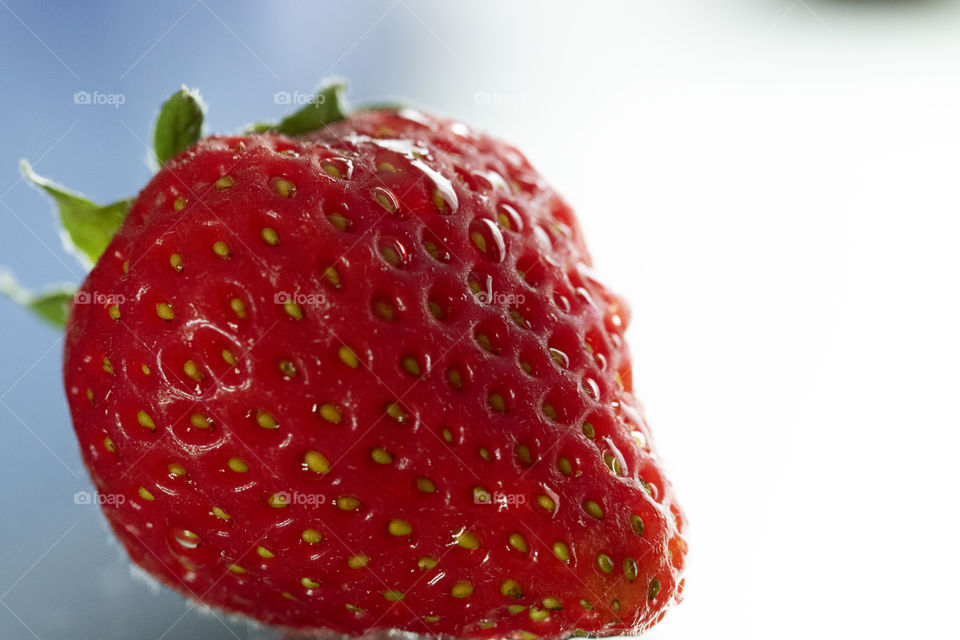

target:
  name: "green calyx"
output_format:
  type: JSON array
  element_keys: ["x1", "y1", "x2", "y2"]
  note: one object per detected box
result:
[
  {"x1": 153, "y1": 85, "x2": 206, "y2": 166},
  {"x1": 246, "y1": 80, "x2": 348, "y2": 136},
  {"x1": 2, "y1": 80, "x2": 354, "y2": 329},
  {"x1": 0, "y1": 270, "x2": 75, "y2": 328}
]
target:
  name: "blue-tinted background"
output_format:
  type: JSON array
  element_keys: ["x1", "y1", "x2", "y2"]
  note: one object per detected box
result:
[{"x1": 4, "y1": 2, "x2": 960, "y2": 639}]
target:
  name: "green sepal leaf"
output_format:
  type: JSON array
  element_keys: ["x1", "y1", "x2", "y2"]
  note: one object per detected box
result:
[
  {"x1": 248, "y1": 81, "x2": 348, "y2": 137},
  {"x1": 354, "y1": 100, "x2": 406, "y2": 112},
  {"x1": 20, "y1": 160, "x2": 133, "y2": 269},
  {"x1": 154, "y1": 86, "x2": 205, "y2": 166},
  {"x1": 0, "y1": 269, "x2": 75, "y2": 328}
]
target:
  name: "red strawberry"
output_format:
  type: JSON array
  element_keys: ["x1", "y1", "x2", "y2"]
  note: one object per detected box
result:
[{"x1": 14, "y1": 84, "x2": 686, "y2": 638}]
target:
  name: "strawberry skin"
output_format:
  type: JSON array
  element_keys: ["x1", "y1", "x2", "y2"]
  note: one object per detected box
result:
[{"x1": 63, "y1": 107, "x2": 686, "y2": 638}]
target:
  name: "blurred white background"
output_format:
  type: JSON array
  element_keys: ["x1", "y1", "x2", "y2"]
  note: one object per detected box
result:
[{"x1": 1, "y1": 1, "x2": 958, "y2": 638}]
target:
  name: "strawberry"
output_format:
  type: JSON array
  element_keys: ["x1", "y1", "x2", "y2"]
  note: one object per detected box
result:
[{"x1": 8, "y1": 83, "x2": 686, "y2": 638}]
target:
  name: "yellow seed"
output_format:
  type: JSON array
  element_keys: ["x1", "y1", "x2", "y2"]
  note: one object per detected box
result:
[
  {"x1": 580, "y1": 599, "x2": 593, "y2": 610},
  {"x1": 385, "y1": 403, "x2": 407, "y2": 423},
  {"x1": 507, "y1": 604, "x2": 526, "y2": 615},
  {"x1": 604, "y1": 453, "x2": 622, "y2": 475},
  {"x1": 228, "y1": 564, "x2": 245, "y2": 574},
  {"x1": 537, "y1": 495, "x2": 556, "y2": 512},
  {"x1": 456, "y1": 531, "x2": 480, "y2": 549},
  {"x1": 543, "y1": 597, "x2": 562, "y2": 610},
  {"x1": 478, "y1": 447, "x2": 490, "y2": 461},
  {"x1": 278, "y1": 359, "x2": 296, "y2": 376},
  {"x1": 529, "y1": 608, "x2": 550, "y2": 622},
  {"x1": 429, "y1": 301, "x2": 444, "y2": 320},
  {"x1": 323, "y1": 164, "x2": 341, "y2": 179},
  {"x1": 348, "y1": 555, "x2": 369, "y2": 569},
  {"x1": 557, "y1": 457, "x2": 572, "y2": 476},
  {"x1": 383, "y1": 590, "x2": 404, "y2": 601},
  {"x1": 137, "y1": 410, "x2": 156, "y2": 431},
  {"x1": 156, "y1": 303, "x2": 174, "y2": 320},
  {"x1": 281, "y1": 592, "x2": 295, "y2": 600},
  {"x1": 173, "y1": 196, "x2": 186, "y2": 211},
  {"x1": 631, "y1": 514, "x2": 645, "y2": 536},
  {"x1": 268, "y1": 493, "x2": 289, "y2": 508},
  {"x1": 451, "y1": 582, "x2": 473, "y2": 598},
  {"x1": 613, "y1": 598, "x2": 622, "y2": 612},
  {"x1": 283, "y1": 302, "x2": 303, "y2": 319},
  {"x1": 542, "y1": 404, "x2": 558, "y2": 421},
  {"x1": 272, "y1": 178, "x2": 295, "y2": 198},
  {"x1": 583, "y1": 500, "x2": 604, "y2": 519},
  {"x1": 168, "y1": 463, "x2": 187, "y2": 477},
  {"x1": 515, "y1": 444, "x2": 532, "y2": 466},
  {"x1": 190, "y1": 413, "x2": 211, "y2": 429},
  {"x1": 261, "y1": 227, "x2": 279, "y2": 245},
  {"x1": 141, "y1": 364, "x2": 151, "y2": 375},
  {"x1": 103, "y1": 436, "x2": 115, "y2": 453},
  {"x1": 489, "y1": 393, "x2": 507, "y2": 413},
  {"x1": 256, "y1": 546, "x2": 274, "y2": 559},
  {"x1": 319, "y1": 403, "x2": 342, "y2": 423},
  {"x1": 508, "y1": 533, "x2": 527, "y2": 553},
  {"x1": 623, "y1": 557, "x2": 638, "y2": 581},
  {"x1": 373, "y1": 189, "x2": 396, "y2": 212},
  {"x1": 212, "y1": 241, "x2": 230, "y2": 257},
  {"x1": 212, "y1": 506, "x2": 230, "y2": 520},
  {"x1": 227, "y1": 457, "x2": 248, "y2": 473},
  {"x1": 301, "y1": 529, "x2": 322, "y2": 543},
  {"x1": 304, "y1": 450, "x2": 330, "y2": 473},
  {"x1": 432, "y1": 190, "x2": 449, "y2": 213},
  {"x1": 108, "y1": 305, "x2": 121, "y2": 320},
  {"x1": 446, "y1": 368, "x2": 462, "y2": 389},
  {"x1": 230, "y1": 297, "x2": 246, "y2": 318},
  {"x1": 170, "y1": 253, "x2": 182, "y2": 271},
  {"x1": 301, "y1": 577, "x2": 320, "y2": 589},
  {"x1": 337, "y1": 496, "x2": 360, "y2": 511},
  {"x1": 416, "y1": 477, "x2": 436, "y2": 493},
  {"x1": 441, "y1": 428, "x2": 453, "y2": 443},
  {"x1": 519, "y1": 361, "x2": 533, "y2": 374},
  {"x1": 475, "y1": 333, "x2": 493, "y2": 352},
  {"x1": 378, "y1": 162, "x2": 396, "y2": 173},
  {"x1": 338, "y1": 345, "x2": 359, "y2": 368},
  {"x1": 345, "y1": 603, "x2": 363, "y2": 612},
  {"x1": 597, "y1": 553, "x2": 614, "y2": 573},
  {"x1": 256, "y1": 410, "x2": 277, "y2": 429},
  {"x1": 370, "y1": 447, "x2": 392, "y2": 464},
  {"x1": 215, "y1": 176, "x2": 234, "y2": 191},
  {"x1": 471, "y1": 231, "x2": 487, "y2": 253},
  {"x1": 401, "y1": 356, "x2": 420, "y2": 376},
  {"x1": 552, "y1": 541, "x2": 570, "y2": 563},
  {"x1": 388, "y1": 519, "x2": 412, "y2": 536},
  {"x1": 380, "y1": 245, "x2": 400, "y2": 266},
  {"x1": 373, "y1": 300, "x2": 394, "y2": 320},
  {"x1": 102, "y1": 358, "x2": 114, "y2": 374},
  {"x1": 418, "y1": 556, "x2": 437, "y2": 570},
  {"x1": 582, "y1": 422, "x2": 595, "y2": 439},
  {"x1": 648, "y1": 577, "x2": 662, "y2": 600},
  {"x1": 222, "y1": 349, "x2": 237, "y2": 365},
  {"x1": 138, "y1": 487, "x2": 155, "y2": 501},
  {"x1": 327, "y1": 212, "x2": 349, "y2": 231},
  {"x1": 501, "y1": 580, "x2": 523, "y2": 598},
  {"x1": 322, "y1": 266, "x2": 341, "y2": 288},
  {"x1": 183, "y1": 360, "x2": 203, "y2": 382}
]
